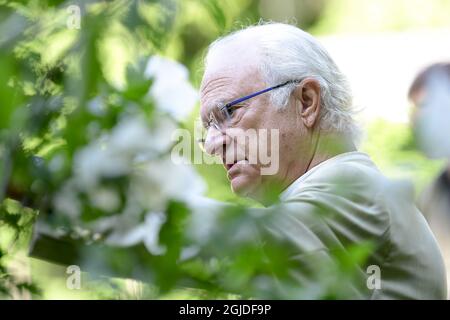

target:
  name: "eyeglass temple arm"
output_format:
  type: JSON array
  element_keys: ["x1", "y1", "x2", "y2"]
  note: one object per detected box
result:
[{"x1": 222, "y1": 80, "x2": 299, "y2": 109}]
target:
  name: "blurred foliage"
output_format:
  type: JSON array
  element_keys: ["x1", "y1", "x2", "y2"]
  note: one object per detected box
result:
[
  {"x1": 311, "y1": 0, "x2": 450, "y2": 34},
  {"x1": 0, "y1": 199, "x2": 39, "y2": 298},
  {"x1": 0, "y1": 0, "x2": 448, "y2": 300},
  {"x1": 362, "y1": 119, "x2": 445, "y2": 194}
]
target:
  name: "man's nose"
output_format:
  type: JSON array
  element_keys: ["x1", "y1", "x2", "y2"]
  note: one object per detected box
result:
[{"x1": 204, "y1": 126, "x2": 229, "y2": 157}]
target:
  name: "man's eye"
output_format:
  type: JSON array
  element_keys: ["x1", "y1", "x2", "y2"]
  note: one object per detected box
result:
[
  {"x1": 226, "y1": 105, "x2": 243, "y2": 117},
  {"x1": 226, "y1": 107, "x2": 235, "y2": 117}
]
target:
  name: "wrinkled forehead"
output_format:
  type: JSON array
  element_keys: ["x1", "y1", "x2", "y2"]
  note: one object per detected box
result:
[
  {"x1": 199, "y1": 65, "x2": 265, "y2": 123},
  {"x1": 199, "y1": 37, "x2": 268, "y2": 124},
  {"x1": 201, "y1": 65, "x2": 261, "y2": 98},
  {"x1": 200, "y1": 42, "x2": 265, "y2": 106},
  {"x1": 201, "y1": 37, "x2": 264, "y2": 89}
]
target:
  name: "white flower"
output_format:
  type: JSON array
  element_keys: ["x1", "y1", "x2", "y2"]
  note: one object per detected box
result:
[
  {"x1": 89, "y1": 187, "x2": 120, "y2": 213},
  {"x1": 145, "y1": 55, "x2": 198, "y2": 121},
  {"x1": 145, "y1": 55, "x2": 189, "y2": 82},
  {"x1": 105, "y1": 212, "x2": 167, "y2": 255},
  {"x1": 180, "y1": 245, "x2": 200, "y2": 262},
  {"x1": 109, "y1": 116, "x2": 154, "y2": 155},
  {"x1": 73, "y1": 140, "x2": 129, "y2": 189},
  {"x1": 73, "y1": 114, "x2": 180, "y2": 190},
  {"x1": 131, "y1": 156, "x2": 206, "y2": 211},
  {"x1": 53, "y1": 180, "x2": 81, "y2": 219},
  {"x1": 149, "y1": 115, "x2": 178, "y2": 154},
  {"x1": 186, "y1": 196, "x2": 225, "y2": 244},
  {"x1": 141, "y1": 212, "x2": 167, "y2": 255},
  {"x1": 88, "y1": 215, "x2": 119, "y2": 234},
  {"x1": 105, "y1": 222, "x2": 147, "y2": 247}
]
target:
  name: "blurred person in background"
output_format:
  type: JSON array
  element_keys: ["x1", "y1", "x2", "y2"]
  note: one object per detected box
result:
[
  {"x1": 409, "y1": 62, "x2": 450, "y2": 299},
  {"x1": 198, "y1": 22, "x2": 447, "y2": 299}
]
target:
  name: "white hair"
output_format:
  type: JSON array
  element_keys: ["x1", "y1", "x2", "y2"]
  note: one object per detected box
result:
[{"x1": 204, "y1": 22, "x2": 358, "y2": 138}]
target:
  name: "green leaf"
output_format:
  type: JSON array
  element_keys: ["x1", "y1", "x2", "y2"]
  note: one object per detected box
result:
[{"x1": 200, "y1": 0, "x2": 227, "y2": 32}]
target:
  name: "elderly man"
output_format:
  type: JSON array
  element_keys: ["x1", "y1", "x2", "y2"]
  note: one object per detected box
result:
[{"x1": 198, "y1": 23, "x2": 447, "y2": 299}]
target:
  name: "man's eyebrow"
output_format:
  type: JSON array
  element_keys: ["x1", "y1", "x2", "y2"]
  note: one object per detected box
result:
[{"x1": 226, "y1": 97, "x2": 251, "y2": 107}]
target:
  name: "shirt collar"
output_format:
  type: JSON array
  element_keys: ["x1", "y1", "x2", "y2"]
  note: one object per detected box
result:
[{"x1": 279, "y1": 151, "x2": 369, "y2": 202}]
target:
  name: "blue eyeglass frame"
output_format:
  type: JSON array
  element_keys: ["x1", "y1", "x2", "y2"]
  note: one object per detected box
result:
[
  {"x1": 222, "y1": 79, "x2": 300, "y2": 110},
  {"x1": 205, "y1": 79, "x2": 302, "y2": 129},
  {"x1": 198, "y1": 79, "x2": 302, "y2": 150}
]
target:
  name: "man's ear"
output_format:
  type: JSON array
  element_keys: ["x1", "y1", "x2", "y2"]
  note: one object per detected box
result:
[{"x1": 292, "y1": 78, "x2": 321, "y2": 128}]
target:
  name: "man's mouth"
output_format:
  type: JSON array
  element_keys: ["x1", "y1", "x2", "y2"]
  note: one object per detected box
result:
[
  {"x1": 225, "y1": 163, "x2": 234, "y2": 171},
  {"x1": 224, "y1": 158, "x2": 248, "y2": 171}
]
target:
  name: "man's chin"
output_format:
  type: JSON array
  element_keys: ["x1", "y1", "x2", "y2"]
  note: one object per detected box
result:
[
  {"x1": 231, "y1": 173, "x2": 283, "y2": 205},
  {"x1": 230, "y1": 175, "x2": 259, "y2": 198}
]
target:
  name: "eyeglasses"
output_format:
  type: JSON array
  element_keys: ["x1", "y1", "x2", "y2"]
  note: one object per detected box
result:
[{"x1": 198, "y1": 79, "x2": 301, "y2": 152}]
